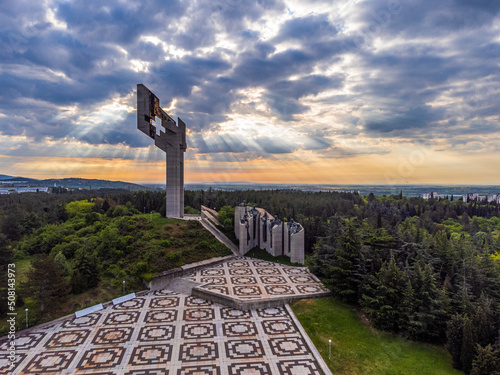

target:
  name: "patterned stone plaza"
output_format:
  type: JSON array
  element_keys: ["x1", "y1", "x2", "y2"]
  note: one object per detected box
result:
[
  {"x1": 186, "y1": 257, "x2": 329, "y2": 302},
  {"x1": 0, "y1": 258, "x2": 330, "y2": 374}
]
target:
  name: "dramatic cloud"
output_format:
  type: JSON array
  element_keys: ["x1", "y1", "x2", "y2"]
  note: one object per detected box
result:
[{"x1": 0, "y1": 0, "x2": 499, "y2": 183}]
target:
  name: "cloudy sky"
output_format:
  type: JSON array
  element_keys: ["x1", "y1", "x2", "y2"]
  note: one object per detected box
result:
[{"x1": 1, "y1": 0, "x2": 499, "y2": 184}]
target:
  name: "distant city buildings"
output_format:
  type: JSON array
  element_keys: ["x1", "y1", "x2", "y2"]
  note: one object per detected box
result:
[
  {"x1": 234, "y1": 202, "x2": 305, "y2": 264},
  {"x1": 0, "y1": 187, "x2": 49, "y2": 194},
  {"x1": 463, "y1": 193, "x2": 500, "y2": 203},
  {"x1": 422, "y1": 192, "x2": 500, "y2": 203}
]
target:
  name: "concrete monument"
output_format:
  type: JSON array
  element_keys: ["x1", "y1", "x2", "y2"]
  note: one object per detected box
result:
[
  {"x1": 235, "y1": 202, "x2": 305, "y2": 264},
  {"x1": 137, "y1": 84, "x2": 187, "y2": 218}
]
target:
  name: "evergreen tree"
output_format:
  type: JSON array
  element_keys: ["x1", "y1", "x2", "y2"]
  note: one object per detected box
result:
[
  {"x1": 102, "y1": 199, "x2": 110, "y2": 212},
  {"x1": 411, "y1": 263, "x2": 449, "y2": 341},
  {"x1": 461, "y1": 316, "x2": 477, "y2": 375},
  {"x1": 472, "y1": 297, "x2": 497, "y2": 348},
  {"x1": 399, "y1": 278, "x2": 417, "y2": 337},
  {"x1": 23, "y1": 254, "x2": 69, "y2": 313},
  {"x1": 471, "y1": 344, "x2": 500, "y2": 375},
  {"x1": 326, "y1": 220, "x2": 362, "y2": 303},
  {"x1": 71, "y1": 246, "x2": 100, "y2": 293},
  {"x1": 361, "y1": 256, "x2": 404, "y2": 332},
  {"x1": 447, "y1": 314, "x2": 465, "y2": 370}
]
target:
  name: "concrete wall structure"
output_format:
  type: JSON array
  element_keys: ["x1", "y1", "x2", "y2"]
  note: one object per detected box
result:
[
  {"x1": 137, "y1": 84, "x2": 187, "y2": 218},
  {"x1": 235, "y1": 202, "x2": 305, "y2": 264}
]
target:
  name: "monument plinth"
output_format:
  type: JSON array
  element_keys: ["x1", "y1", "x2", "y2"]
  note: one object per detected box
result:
[{"x1": 137, "y1": 84, "x2": 187, "y2": 218}]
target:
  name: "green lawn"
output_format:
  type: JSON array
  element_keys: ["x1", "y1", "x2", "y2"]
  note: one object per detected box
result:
[
  {"x1": 14, "y1": 257, "x2": 33, "y2": 283},
  {"x1": 291, "y1": 298, "x2": 463, "y2": 375}
]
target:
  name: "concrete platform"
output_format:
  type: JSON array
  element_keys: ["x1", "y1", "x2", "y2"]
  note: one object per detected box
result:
[
  {"x1": 186, "y1": 256, "x2": 330, "y2": 310},
  {"x1": 1, "y1": 290, "x2": 329, "y2": 374}
]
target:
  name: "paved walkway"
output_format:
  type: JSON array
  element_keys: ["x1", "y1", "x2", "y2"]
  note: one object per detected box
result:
[
  {"x1": 186, "y1": 256, "x2": 329, "y2": 303},
  {"x1": 1, "y1": 290, "x2": 327, "y2": 374}
]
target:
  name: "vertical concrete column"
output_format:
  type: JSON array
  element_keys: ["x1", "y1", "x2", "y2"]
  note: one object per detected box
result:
[
  {"x1": 137, "y1": 84, "x2": 187, "y2": 218},
  {"x1": 271, "y1": 223, "x2": 283, "y2": 257},
  {"x1": 290, "y1": 229, "x2": 305, "y2": 264}
]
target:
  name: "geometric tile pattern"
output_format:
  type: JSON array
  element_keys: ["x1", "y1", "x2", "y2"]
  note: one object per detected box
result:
[
  {"x1": 113, "y1": 297, "x2": 145, "y2": 310},
  {"x1": 129, "y1": 344, "x2": 172, "y2": 365},
  {"x1": 178, "y1": 366, "x2": 220, "y2": 375},
  {"x1": 269, "y1": 336, "x2": 309, "y2": 356},
  {"x1": 149, "y1": 296, "x2": 180, "y2": 309},
  {"x1": 22, "y1": 350, "x2": 77, "y2": 373},
  {"x1": 144, "y1": 309, "x2": 177, "y2": 324},
  {"x1": 62, "y1": 312, "x2": 102, "y2": 328},
  {"x1": 45, "y1": 329, "x2": 91, "y2": 348},
  {"x1": 103, "y1": 311, "x2": 140, "y2": 326},
  {"x1": 276, "y1": 359, "x2": 323, "y2": 375},
  {"x1": 125, "y1": 370, "x2": 169, "y2": 375},
  {"x1": 225, "y1": 339, "x2": 265, "y2": 359},
  {"x1": 221, "y1": 307, "x2": 252, "y2": 320},
  {"x1": 0, "y1": 352, "x2": 26, "y2": 374},
  {"x1": 183, "y1": 308, "x2": 215, "y2": 321},
  {"x1": 255, "y1": 307, "x2": 288, "y2": 319},
  {"x1": 181, "y1": 323, "x2": 216, "y2": 339},
  {"x1": 0, "y1": 332, "x2": 44, "y2": 350},
  {"x1": 179, "y1": 341, "x2": 218, "y2": 362},
  {"x1": 228, "y1": 362, "x2": 273, "y2": 374},
  {"x1": 262, "y1": 320, "x2": 297, "y2": 335},
  {"x1": 2, "y1": 257, "x2": 328, "y2": 375},
  {"x1": 77, "y1": 347, "x2": 125, "y2": 370},
  {"x1": 222, "y1": 321, "x2": 258, "y2": 337},
  {"x1": 189, "y1": 256, "x2": 329, "y2": 301},
  {"x1": 138, "y1": 325, "x2": 175, "y2": 341},
  {"x1": 92, "y1": 327, "x2": 134, "y2": 345}
]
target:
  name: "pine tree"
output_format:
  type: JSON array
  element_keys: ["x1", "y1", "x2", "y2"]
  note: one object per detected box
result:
[
  {"x1": 399, "y1": 278, "x2": 417, "y2": 337},
  {"x1": 471, "y1": 344, "x2": 500, "y2": 375},
  {"x1": 472, "y1": 297, "x2": 497, "y2": 348},
  {"x1": 325, "y1": 220, "x2": 362, "y2": 303},
  {"x1": 23, "y1": 254, "x2": 69, "y2": 313},
  {"x1": 447, "y1": 314, "x2": 465, "y2": 370},
  {"x1": 361, "y1": 256, "x2": 404, "y2": 332},
  {"x1": 461, "y1": 316, "x2": 478, "y2": 375},
  {"x1": 411, "y1": 263, "x2": 449, "y2": 341}
]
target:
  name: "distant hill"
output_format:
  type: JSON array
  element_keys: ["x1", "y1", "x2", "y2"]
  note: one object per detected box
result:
[
  {"x1": 0, "y1": 174, "x2": 39, "y2": 181},
  {"x1": 0, "y1": 174, "x2": 149, "y2": 191},
  {"x1": 41, "y1": 178, "x2": 149, "y2": 191}
]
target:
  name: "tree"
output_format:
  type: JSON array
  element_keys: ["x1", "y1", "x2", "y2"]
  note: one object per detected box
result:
[
  {"x1": 71, "y1": 245, "x2": 100, "y2": 294},
  {"x1": 23, "y1": 254, "x2": 69, "y2": 313},
  {"x1": 471, "y1": 344, "x2": 500, "y2": 375},
  {"x1": 325, "y1": 220, "x2": 362, "y2": 303},
  {"x1": 447, "y1": 314, "x2": 465, "y2": 370},
  {"x1": 218, "y1": 205, "x2": 235, "y2": 231},
  {"x1": 399, "y1": 278, "x2": 417, "y2": 337},
  {"x1": 410, "y1": 263, "x2": 449, "y2": 341},
  {"x1": 461, "y1": 316, "x2": 477, "y2": 374},
  {"x1": 361, "y1": 256, "x2": 405, "y2": 332},
  {"x1": 102, "y1": 199, "x2": 110, "y2": 212}
]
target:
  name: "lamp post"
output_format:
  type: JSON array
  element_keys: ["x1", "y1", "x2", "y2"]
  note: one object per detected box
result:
[
  {"x1": 25, "y1": 308, "x2": 28, "y2": 328},
  {"x1": 329, "y1": 339, "x2": 331, "y2": 359},
  {"x1": 122, "y1": 280, "x2": 125, "y2": 294}
]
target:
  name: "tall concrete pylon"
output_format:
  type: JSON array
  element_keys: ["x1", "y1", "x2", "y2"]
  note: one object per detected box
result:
[{"x1": 137, "y1": 84, "x2": 187, "y2": 218}]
